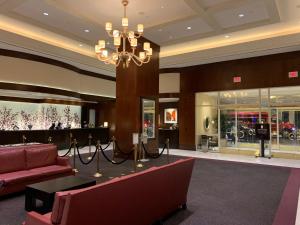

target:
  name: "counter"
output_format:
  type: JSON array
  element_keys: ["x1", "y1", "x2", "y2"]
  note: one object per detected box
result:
[{"x1": 158, "y1": 129, "x2": 179, "y2": 149}]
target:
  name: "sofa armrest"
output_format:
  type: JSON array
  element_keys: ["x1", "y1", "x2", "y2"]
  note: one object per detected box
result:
[
  {"x1": 56, "y1": 157, "x2": 71, "y2": 167},
  {"x1": 24, "y1": 212, "x2": 51, "y2": 225},
  {"x1": 0, "y1": 179, "x2": 4, "y2": 188}
]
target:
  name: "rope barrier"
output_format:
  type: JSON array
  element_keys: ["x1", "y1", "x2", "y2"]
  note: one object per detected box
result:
[
  {"x1": 99, "y1": 144, "x2": 133, "y2": 165},
  {"x1": 101, "y1": 140, "x2": 112, "y2": 151},
  {"x1": 58, "y1": 144, "x2": 73, "y2": 157},
  {"x1": 115, "y1": 140, "x2": 134, "y2": 156},
  {"x1": 141, "y1": 142, "x2": 167, "y2": 159},
  {"x1": 75, "y1": 144, "x2": 98, "y2": 165}
]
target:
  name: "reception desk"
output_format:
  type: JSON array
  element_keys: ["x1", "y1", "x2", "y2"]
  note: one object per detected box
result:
[
  {"x1": 0, "y1": 128, "x2": 110, "y2": 150},
  {"x1": 158, "y1": 129, "x2": 179, "y2": 149}
]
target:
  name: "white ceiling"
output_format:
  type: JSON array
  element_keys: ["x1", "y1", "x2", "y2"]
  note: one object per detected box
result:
[{"x1": 0, "y1": 0, "x2": 300, "y2": 75}]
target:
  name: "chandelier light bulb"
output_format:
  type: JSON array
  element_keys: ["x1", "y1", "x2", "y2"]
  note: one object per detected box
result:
[
  {"x1": 128, "y1": 31, "x2": 134, "y2": 39},
  {"x1": 137, "y1": 24, "x2": 144, "y2": 33},
  {"x1": 143, "y1": 42, "x2": 150, "y2": 51},
  {"x1": 114, "y1": 37, "x2": 121, "y2": 46},
  {"x1": 139, "y1": 51, "x2": 146, "y2": 60},
  {"x1": 101, "y1": 49, "x2": 108, "y2": 58},
  {"x1": 146, "y1": 48, "x2": 153, "y2": 56},
  {"x1": 95, "y1": 45, "x2": 101, "y2": 53},
  {"x1": 113, "y1": 30, "x2": 120, "y2": 37},
  {"x1": 105, "y1": 22, "x2": 112, "y2": 31},
  {"x1": 122, "y1": 17, "x2": 129, "y2": 27},
  {"x1": 130, "y1": 38, "x2": 137, "y2": 47}
]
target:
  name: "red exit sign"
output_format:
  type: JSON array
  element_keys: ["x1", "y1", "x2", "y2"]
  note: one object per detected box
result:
[
  {"x1": 233, "y1": 76, "x2": 241, "y2": 83},
  {"x1": 289, "y1": 71, "x2": 298, "y2": 78}
]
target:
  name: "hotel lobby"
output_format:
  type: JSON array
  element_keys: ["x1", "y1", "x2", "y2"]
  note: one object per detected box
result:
[{"x1": 0, "y1": 0, "x2": 300, "y2": 225}]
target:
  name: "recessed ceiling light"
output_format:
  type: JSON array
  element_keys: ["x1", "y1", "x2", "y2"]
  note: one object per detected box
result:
[
  {"x1": 238, "y1": 13, "x2": 245, "y2": 18},
  {"x1": 107, "y1": 42, "x2": 110, "y2": 45},
  {"x1": 187, "y1": 26, "x2": 192, "y2": 30},
  {"x1": 225, "y1": 35, "x2": 230, "y2": 38},
  {"x1": 158, "y1": 28, "x2": 163, "y2": 32},
  {"x1": 43, "y1": 12, "x2": 49, "y2": 16},
  {"x1": 84, "y1": 29, "x2": 90, "y2": 33},
  {"x1": 161, "y1": 6, "x2": 164, "y2": 9},
  {"x1": 79, "y1": 44, "x2": 83, "y2": 47}
]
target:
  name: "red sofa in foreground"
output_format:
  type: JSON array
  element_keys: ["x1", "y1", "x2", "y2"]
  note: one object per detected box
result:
[
  {"x1": 23, "y1": 157, "x2": 195, "y2": 225},
  {"x1": 0, "y1": 144, "x2": 74, "y2": 196}
]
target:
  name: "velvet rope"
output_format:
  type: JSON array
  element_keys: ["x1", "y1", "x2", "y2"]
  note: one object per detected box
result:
[
  {"x1": 75, "y1": 144, "x2": 98, "y2": 165},
  {"x1": 101, "y1": 140, "x2": 112, "y2": 151},
  {"x1": 115, "y1": 140, "x2": 134, "y2": 156},
  {"x1": 141, "y1": 142, "x2": 167, "y2": 159},
  {"x1": 99, "y1": 144, "x2": 133, "y2": 165},
  {"x1": 58, "y1": 144, "x2": 73, "y2": 157}
]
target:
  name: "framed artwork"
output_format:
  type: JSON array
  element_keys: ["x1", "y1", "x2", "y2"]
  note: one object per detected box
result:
[{"x1": 164, "y1": 108, "x2": 178, "y2": 123}]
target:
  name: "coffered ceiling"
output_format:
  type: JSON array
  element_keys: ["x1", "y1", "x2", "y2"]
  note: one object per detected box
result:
[{"x1": 0, "y1": 0, "x2": 300, "y2": 76}]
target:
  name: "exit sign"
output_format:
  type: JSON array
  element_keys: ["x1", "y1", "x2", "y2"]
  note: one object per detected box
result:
[
  {"x1": 289, "y1": 71, "x2": 298, "y2": 78},
  {"x1": 233, "y1": 76, "x2": 241, "y2": 83}
]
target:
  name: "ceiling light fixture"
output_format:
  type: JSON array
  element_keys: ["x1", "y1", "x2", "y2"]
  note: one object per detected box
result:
[
  {"x1": 187, "y1": 26, "x2": 192, "y2": 30},
  {"x1": 238, "y1": 14, "x2": 245, "y2": 18},
  {"x1": 225, "y1": 35, "x2": 230, "y2": 38},
  {"x1": 95, "y1": 0, "x2": 152, "y2": 68},
  {"x1": 43, "y1": 12, "x2": 49, "y2": 16},
  {"x1": 84, "y1": 29, "x2": 90, "y2": 33}
]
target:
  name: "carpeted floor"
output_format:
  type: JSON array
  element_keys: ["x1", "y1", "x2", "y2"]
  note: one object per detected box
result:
[{"x1": 0, "y1": 151, "x2": 293, "y2": 225}]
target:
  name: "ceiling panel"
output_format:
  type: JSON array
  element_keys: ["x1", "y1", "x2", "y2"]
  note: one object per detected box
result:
[
  {"x1": 48, "y1": 0, "x2": 197, "y2": 29},
  {"x1": 145, "y1": 17, "x2": 213, "y2": 44},
  {"x1": 12, "y1": 0, "x2": 106, "y2": 45},
  {"x1": 196, "y1": 0, "x2": 233, "y2": 9},
  {"x1": 212, "y1": 1, "x2": 270, "y2": 29}
]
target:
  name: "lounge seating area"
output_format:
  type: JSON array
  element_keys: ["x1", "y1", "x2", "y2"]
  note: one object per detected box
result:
[
  {"x1": 23, "y1": 158, "x2": 195, "y2": 225},
  {"x1": 0, "y1": 144, "x2": 74, "y2": 197}
]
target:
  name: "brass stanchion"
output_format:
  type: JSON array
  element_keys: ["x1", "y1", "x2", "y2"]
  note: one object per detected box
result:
[
  {"x1": 87, "y1": 133, "x2": 93, "y2": 160},
  {"x1": 22, "y1": 135, "x2": 27, "y2": 145},
  {"x1": 69, "y1": 133, "x2": 73, "y2": 157},
  {"x1": 94, "y1": 140, "x2": 102, "y2": 178},
  {"x1": 112, "y1": 136, "x2": 116, "y2": 161},
  {"x1": 166, "y1": 138, "x2": 170, "y2": 164},
  {"x1": 72, "y1": 139, "x2": 79, "y2": 173},
  {"x1": 137, "y1": 135, "x2": 143, "y2": 168},
  {"x1": 48, "y1": 136, "x2": 52, "y2": 144}
]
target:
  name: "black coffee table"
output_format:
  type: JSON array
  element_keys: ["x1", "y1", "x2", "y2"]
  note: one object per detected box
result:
[{"x1": 25, "y1": 176, "x2": 96, "y2": 213}]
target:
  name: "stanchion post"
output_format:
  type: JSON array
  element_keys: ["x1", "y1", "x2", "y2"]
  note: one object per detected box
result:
[
  {"x1": 87, "y1": 133, "x2": 93, "y2": 160},
  {"x1": 48, "y1": 136, "x2": 52, "y2": 144},
  {"x1": 69, "y1": 133, "x2": 73, "y2": 157},
  {"x1": 137, "y1": 134, "x2": 143, "y2": 168},
  {"x1": 166, "y1": 138, "x2": 170, "y2": 164},
  {"x1": 94, "y1": 140, "x2": 102, "y2": 178},
  {"x1": 22, "y1": 135, "x2": 27, "y2": 145},
  {"x1": 133, "y1": 144, "x2": 138, "y2": 172},
  {"x1": 72, "y1": 139, "x2": 79, "y2": 173}
]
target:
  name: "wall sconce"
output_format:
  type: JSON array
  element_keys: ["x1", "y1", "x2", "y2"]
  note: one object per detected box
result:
[{"x1": 104, "y1": 122, "x2": 108, "y2": 127}]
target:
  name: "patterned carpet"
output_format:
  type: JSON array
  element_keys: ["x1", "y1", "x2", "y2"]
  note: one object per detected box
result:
[{"x1": 0, "y1": 151, "x2": 295, "y2": 225}]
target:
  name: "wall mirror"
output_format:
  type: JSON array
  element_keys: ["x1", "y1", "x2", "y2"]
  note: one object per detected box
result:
[
  {"x1": 204, "y1": 116, "x2": 210, "y2": 131},
  {"x1": 142, "y1": 98, "x2": 155, "y2": 138}
]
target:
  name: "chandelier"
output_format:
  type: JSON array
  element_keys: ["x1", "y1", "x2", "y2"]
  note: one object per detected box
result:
[{"x1": 95, "y1": 0, "x2": 152, "y2": 68}]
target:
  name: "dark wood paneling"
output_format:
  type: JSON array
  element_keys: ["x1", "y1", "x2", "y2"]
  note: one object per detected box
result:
[
  {"x1": 0, "y1": 128, "x2": 109, "y2": 150},
  {"x1": 97, "y1": 101, "x2": 116, "y2": 137},
  {"x1": 115, "y1": 38, "x2": 160, "y2": 152},
  {"x1": 176, "y1": 50, "x2": 300, "y2": 150},
  {"x1": 159, "y1": 93, "x2": 180, "y2": 98},
  {"x1": 0, "y1": 49, "x2": 116, "y2": 81},
  {"x1": 0, "y1": 82, "x2": 115, "y2": 103}
]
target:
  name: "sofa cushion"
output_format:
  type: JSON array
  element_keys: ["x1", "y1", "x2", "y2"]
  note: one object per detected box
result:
[
  {"x1": 0, "y1": 148, "x2": 26, "y2": 173},
  {"x1": 51, "y1": 192, "x2": 69, "y2": 224},
  {"x1": 29, "y1": 165, "x2": 72, "y2": 178},
  {"x1": 0, "y1": 170, "x2": 43, "y2": 185},
  {"x1": 26, "y1": 145, "x2": 58, "y2": 169}
]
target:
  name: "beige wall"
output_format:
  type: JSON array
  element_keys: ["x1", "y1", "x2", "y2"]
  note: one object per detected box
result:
[
  {"x1": 0, "y1": 55, "x2": 116, "y2": 97},
  {"x1": 159, "y1": 73, "x2": 180, "y2": 93}
]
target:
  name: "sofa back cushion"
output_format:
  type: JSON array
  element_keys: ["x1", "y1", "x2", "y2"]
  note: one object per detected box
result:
[
  {"x1": 26, "y1": 145, "x2": 58, "y2": 169},
  {"x1": 0, "y1": 148, "x2": 26, "y2": 173},
  {"x1": 51, "y1": 192, "x2": 69, "y2": 224}
]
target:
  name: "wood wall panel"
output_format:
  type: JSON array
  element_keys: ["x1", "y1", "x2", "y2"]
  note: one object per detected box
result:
[
  {"x1": 177, "y1": 50, "x2": 300, "y2": 150},
  {"x1": 97, "y1": 101, "x2": 116, "y2": 137}
]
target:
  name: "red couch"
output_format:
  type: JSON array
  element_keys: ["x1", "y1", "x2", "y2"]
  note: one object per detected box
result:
[
  {"x1": 23, "y1": 157, "x2": 195, "y2": 225},
  {"x1": 0, "y1": 144, "x2": 74, "y2": 196}
]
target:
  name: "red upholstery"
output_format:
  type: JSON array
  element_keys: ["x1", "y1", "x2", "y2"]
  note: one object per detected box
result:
[
  {"x1": 26, "y1": 145, "x2": 58, "y2": 169},
  {"x1": 0, "y1": 144, "x2": 73, "y2": 197},
  {"x1": 24, "y1": 158, "x2": 195, "y2": 225},
  {"x1": 51, "y1": 192, "x2": 70, "y2": 225},
  {"x1": 0, "y1": 148, "x2": 26, "y2": 173}
]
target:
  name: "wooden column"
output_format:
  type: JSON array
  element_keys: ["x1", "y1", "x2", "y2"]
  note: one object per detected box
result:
[{"x1": 115, "y1": 39, "x2": 160, "y2": 152}]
